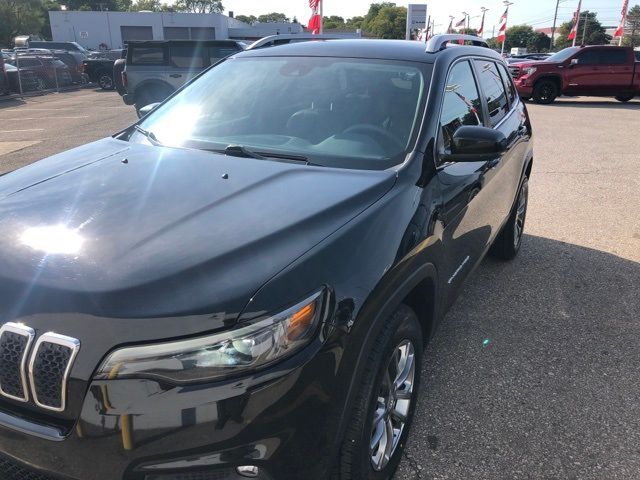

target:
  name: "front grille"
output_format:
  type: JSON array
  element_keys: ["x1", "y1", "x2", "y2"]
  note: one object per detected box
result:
[
  {"x1": 0, "y1": 324, "x2": 34, "y2": 402},
  {"x1": 29, "y1": 333, "x2": 80, "y2": 412},
  {"x1": 0, "y1": 454, "x2": 55, "y2": 480}
]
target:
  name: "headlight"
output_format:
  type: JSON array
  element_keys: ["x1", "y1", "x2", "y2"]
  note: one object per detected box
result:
[
  {"x1": 524, "y1": 67, "x2": 537, "y2": 76},
  {"x1": 95, "y1": 290, "x2": 326, "y2": 384}
]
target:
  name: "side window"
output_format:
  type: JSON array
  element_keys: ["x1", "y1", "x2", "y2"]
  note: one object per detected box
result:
[
  {"x1": 602, "y1": 49, "x2": 628, "y2": 65},
  {"x1": 576, "y1": 49, "x2": 602, "y2": 65},
  {"x1": 170, "y1": 46, "x2": 204, "y2": 69},
  {"x1": 474, "y1": 60, "x2": 509, "y2": 127},
  {"x1": 439, "y1": 60, "x2": 484, "y2": 156},
  {"x1": 497, "y1": 62, "x2": 516, "y2": 106},
  {"x1": 131, "y1": 47, "x2": 165, "y2": 65}
]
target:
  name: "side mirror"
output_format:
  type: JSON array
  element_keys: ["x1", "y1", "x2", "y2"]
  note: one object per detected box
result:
[
  {"x1": 137, "y1": 102, "x2": 160, "y2": 119},
  {"x1": 570, "y1": 58, "x2": 579, "y2": 66},
  {"x1": 441, "y1": 126, "x2": 508, "y2": 162}
]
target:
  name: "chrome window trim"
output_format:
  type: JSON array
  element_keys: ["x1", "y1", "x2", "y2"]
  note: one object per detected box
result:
[
  {"x1": 0, "y1": 322, "x2": 35, "y2": 403},
  {"x1": 28, "y1": 332, "x2": 80, "y2": 412}
]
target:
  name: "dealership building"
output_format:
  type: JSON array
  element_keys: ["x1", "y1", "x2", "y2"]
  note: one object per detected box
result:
[{"x1": 48, "y1": 11, "x2": 305, "y2": 50}]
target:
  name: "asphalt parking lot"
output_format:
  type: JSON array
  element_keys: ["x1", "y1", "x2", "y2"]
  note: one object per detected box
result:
[{"x1": 1, "y1": 90, "x2": 639, "y2": 479}]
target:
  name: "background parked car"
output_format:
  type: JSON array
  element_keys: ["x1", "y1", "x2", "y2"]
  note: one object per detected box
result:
[
  {"x1": 51, "y1": 50, "x2": 86, "y2": 83},
  {"x1": 27, "y1": 41, "x2": 88, "y2": 55},
  {"x1": 4, "y1": 63, "x2": 41, "y2": 92},
  {"x1": 121, "y1": 40, "x2": 244, "y2": 112},
  {"x1": 14, "y1": 55, "x2": 73, "y2": 90},
  {"x1": 83, "y1": 50, "x2": 125, "y2": 90}
]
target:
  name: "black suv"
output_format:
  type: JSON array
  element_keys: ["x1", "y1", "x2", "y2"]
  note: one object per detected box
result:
[{"x1": 0, "y1": 36, "x2": 532, "y2": 480}]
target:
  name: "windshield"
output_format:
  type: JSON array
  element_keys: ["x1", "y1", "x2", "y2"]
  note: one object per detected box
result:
[
  {"x1": 137, "y1": 56, "x2": 430, "y2": 170},
  {"x1": 546, "y1": 47, "x2": 580, "y2": 63}
]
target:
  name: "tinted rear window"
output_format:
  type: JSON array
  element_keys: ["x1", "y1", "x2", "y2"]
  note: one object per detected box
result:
[{"x1": 131, "y1": 47, "x2": 165, "y2": 65}]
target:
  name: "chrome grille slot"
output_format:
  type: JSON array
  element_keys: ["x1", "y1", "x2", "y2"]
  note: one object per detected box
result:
[
  {"x1": 29, "y1": 333, "x2": 80, "y2": 412},
  {"x1": 0, "y1": 323, "x2": 34, "y2": 403}
]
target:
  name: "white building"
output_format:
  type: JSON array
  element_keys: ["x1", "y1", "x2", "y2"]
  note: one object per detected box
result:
[{"x1": 48, "y1": 11, "x2": 304, "y2": 50}]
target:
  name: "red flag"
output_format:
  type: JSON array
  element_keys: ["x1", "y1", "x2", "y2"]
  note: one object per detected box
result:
[
  {"x1": 308, "y1": 0, "x2": 322, "y2": 35},
  {"x1": 497, "y1": 9, "x2": 508, "y2": 42},
  {"x1": 568, "y1": 0, "x2": 582, "y2": 41},
  {"x1": 478, "y1": 11, "x2": 486, "y2": 36},
  {"x1": 455, "y1": 17, "x2": 466, "y2": 28},
  {"x1": 614, "y1": 0, "x2": 629, "y2": 37}
]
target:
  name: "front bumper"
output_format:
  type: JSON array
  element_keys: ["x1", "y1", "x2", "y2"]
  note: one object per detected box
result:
[
  {"x1": 0, "y1": 334, "x2": 346, "y2": 480},
  {"x1": 514, "y1": 77, "x2": 534, "y2": 97}
]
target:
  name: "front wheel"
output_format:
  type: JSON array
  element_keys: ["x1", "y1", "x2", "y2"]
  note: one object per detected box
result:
[
  {"x1": 336, "y1": 305, "x2": 423, "y2": 480},
  {"x1": 490, "y1": 176, "x2": 529, "y2": 261},
  {"x1": 615, "y1": 94, "x2": 634, "y2": 103},
  {"x1": 98, "y1": 73, "x2": 114, "y2": 90},
  {"x1": 532, "y1": 80, "x2": 558, "y2": 104}
]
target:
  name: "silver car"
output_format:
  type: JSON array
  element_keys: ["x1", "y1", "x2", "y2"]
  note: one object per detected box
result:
[{"x1": 122, "y1": 40, "x2": 244, "y2": 113}]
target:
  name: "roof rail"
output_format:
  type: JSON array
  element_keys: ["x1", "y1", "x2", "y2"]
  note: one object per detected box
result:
[
  {"x1": 425, "y1": 34, "x2": 489, "y2": 53},
  {"x1": 247, "y1": 34, "x2": 352, "y2": 50}
]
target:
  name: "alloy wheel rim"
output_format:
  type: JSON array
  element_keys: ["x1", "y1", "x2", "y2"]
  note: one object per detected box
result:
[
  {"x1": 99, "y1": 75, "x2": 112, "y2": 89},
  {"x1": 370, "y1": 339, "x2": 415, "y2": 471},
  {"x1": 513, "y1": 183, "x2": 528, "y2": 248}
]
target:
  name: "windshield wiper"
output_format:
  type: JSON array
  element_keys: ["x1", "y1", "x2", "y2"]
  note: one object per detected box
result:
[
  {"x1": 134, "y1": 125, "x2": 161, "y2": 146},
  {"x1": 224, "y1": 145, "x2": 309, "y2": 164},
  {"x1": 224, "y1": 145, "x2": 267, "y2": 159}
]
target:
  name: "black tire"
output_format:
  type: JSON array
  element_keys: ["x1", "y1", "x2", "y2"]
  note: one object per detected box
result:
[
  {"x1": 490, "y1": 176, "x2": 529, "y2": 261},
  {"x1": 532, "y1": 79, "x2": 558, "y2": 104},
  {"x1": 520, "y1": 96, "x2": 531, "y2": 102},
  {"x1": 134, "y1": 86, "x2": 173, "y2": 115},
  {"x1": 336, "y1": 304, "x2": 423, "y2": 480},
  {"x1": 615, "y1": 95, "x2": 634, "y2": 103},
  {"x1": 97, "y1": 72, "x2": 114, "y2": 90}
]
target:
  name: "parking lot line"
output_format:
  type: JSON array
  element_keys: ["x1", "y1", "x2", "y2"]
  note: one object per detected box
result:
[
  {"x1": 0, "y1": 141, "x2": 42, "y2": 157},
  {"x1": 5, "y1": 116, "x2": 90, "y2": 120},
  {"x1": 0, "y1": 129, "x2": 45, "y2": 133}
]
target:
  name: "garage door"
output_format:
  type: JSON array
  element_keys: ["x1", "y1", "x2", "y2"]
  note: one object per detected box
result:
[
  {"x1": 190, "y1": 27, "x2": 215, "y2": 40},
  {"x1": 121, "y1": 26, "x2": 153, "y2": 42},
  {"x1": 164, "y1": 27, "x2": 190, "y2": 40}
]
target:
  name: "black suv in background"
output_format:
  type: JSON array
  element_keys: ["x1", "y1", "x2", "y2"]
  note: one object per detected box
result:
[
  {"x1": 121, "y1": 40, "x2": 244, "y2": 112},
  {"x1": 0, "y1": 36, "x2": 532, "y2": 480}
]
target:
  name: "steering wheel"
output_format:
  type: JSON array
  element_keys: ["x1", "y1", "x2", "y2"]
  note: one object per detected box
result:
[{"x1": 343, "y1": 124, "x2": 404, "y2": 152}]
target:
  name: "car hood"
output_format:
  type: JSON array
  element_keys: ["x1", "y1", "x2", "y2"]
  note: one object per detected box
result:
[{"x1": 0, "y1": 138, "x2": 396, "y2": 319}]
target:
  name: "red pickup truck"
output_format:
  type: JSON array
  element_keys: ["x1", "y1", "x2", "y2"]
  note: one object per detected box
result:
[{"x1": 511, "y1": 45, "x2": 640, "y2": 104}]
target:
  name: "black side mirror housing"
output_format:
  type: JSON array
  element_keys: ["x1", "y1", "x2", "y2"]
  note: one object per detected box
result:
[
  {"x1": 441, "y1": 126, "x2": 508, "y2": 162},
  {"x1": 137, "y1": 102, "x2": 161, "y2": 119}
]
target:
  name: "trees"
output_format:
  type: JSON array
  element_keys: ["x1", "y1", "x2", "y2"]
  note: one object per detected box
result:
[
  {"x1": 485, "y1": 26, "x2": 550, "y2": 52},
  {"x1": 236, "y1": 14, "x2": 257, "y2": 25},
  {"x1": 361, "y1": 2, "x2": 406, "y2": 39},
  {"x1": 256, "y1": 12, "x2": 289, "y2": 23},
  {"x1": 554, "y1": 11, "x2": 611, "y2": 49},
  {"x1": 0, "y1": 0, "x2": 44, "y2": 47},
  {"x1": 323, "y1": 15, "x2": 345, "y2": 30},
  {"x1": 622, "y1": 4, "x2": 640, "y2": 47},
  {"x1": 173, "y1": 0, "x2": 223, "y2": 14}
]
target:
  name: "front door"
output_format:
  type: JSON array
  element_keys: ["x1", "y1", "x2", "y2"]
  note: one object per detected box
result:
[
  {"x1": 564, "y1": 48, "x2": 610, "y2": 93},
  {"x1": 435, "y1": 59, "x2": 513, "y2": 305}
]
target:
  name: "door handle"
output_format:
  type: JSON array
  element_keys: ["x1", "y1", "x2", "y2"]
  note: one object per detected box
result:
[{"x1": 169, "y1": 74, "x2": 182, "y2": 78}]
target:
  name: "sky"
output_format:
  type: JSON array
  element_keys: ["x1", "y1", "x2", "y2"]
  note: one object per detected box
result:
[{"x1": 223, "y1": 0, "x2": 626, "y2": 35}]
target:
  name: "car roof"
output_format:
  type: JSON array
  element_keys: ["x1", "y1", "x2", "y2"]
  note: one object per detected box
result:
[{"x1": 237, "y1": 39, "x2": 502, "y2": 64}]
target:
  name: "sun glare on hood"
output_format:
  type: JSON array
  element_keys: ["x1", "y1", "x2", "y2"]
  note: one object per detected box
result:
[{"x1": 21, "y1": 225, "x2": 85, "y2": 255}]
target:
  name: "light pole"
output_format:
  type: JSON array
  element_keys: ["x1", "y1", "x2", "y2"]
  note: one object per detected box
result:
[
  {"x1": 551, "y1": 0, "x2": 560, "y2": 49},
  {"x1": 501, "y1": 1, "x2": 514, "y2": 55},
  {"x1": 479, "y1": 7, "x2": 489, "y2": 38},
  {"x1": 448, "y1": 15, "x2": 455, "y2": 34}
]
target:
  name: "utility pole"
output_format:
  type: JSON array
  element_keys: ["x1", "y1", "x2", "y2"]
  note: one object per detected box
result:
[
  {"x1": 581, "y1": 11, "x2": 589, "y2": 45},
  {"x1": 551, "y1": 0, "x2": 560, "y2": 49}
]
